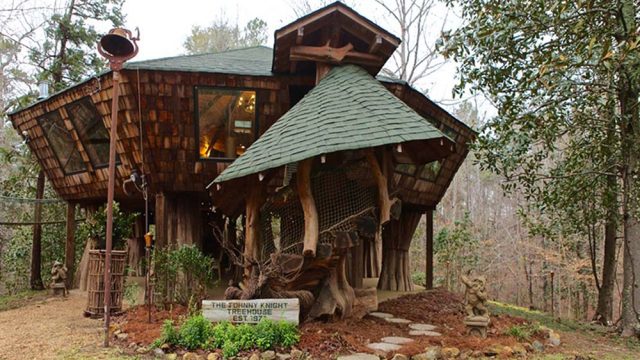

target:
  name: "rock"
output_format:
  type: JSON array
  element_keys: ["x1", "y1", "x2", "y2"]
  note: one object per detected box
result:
[
  {"x1": 116, "y1": 332, "x2": 128, "y2": 341},
  {"x1": 207, "y1": 353, "x2": 221, "y2": 360},
  {"x1": 532, "y1": 341, "x2": 544, "y2": 353},
  {"x1": 166, "y1": 354, "x2": 178, "y2": 360},
  {"x1": 511, "y1": 344, "x2": 526, "y2": 356},
  {"x1": 249, "y1": 353, "x2": 260, "y2": 360},
  {"x1": 385, "y1": 317, "x2": 412, "y2": 324},
  {"x1": 262, "y1": 351, "x2": 276, "y2": 360},
  {"x1": 483, "y1": 345, "x2": 499, "y2": 357},
  {"x1": 153, "y1": 347, "x2": 164, "y2": 356},
  {"x1": 522, "y1": 343, "x2": 533, "y2": 353},
  {"x1": 380, "y1": 336, "x2": 414, "y2": 345},
  {"x1": 391, "y1": 354, "x2": 409, "y2": 360},
  {"x1": 411, "y1": 346, "x2": 441, "y2": 360},
  {"x1": 136, "y1": 347, "x2": 148, "y2": 354},
  {"x1": 336, "y1": 354, "x2": 380, "y2": 360},
  {"x1": 408, "y1": 323, "x2": 437, "y2": 331},
  {"x1": 470, "y1": 350, "x2": 482, "y2": 358},
  {"x1": 128, "y1": 342, "x2": 137, "y2": 348},
  {"x1": 276, "y1": 354, "x2": 291, "y2": 360},
  {"x1": 547, "y1": 330, "x2": 561, "y2": 347},
  {"x1": 184, "y1": 352, "x2": 203, "y2": 360},
  {"x1": 367, "y1": 342, "x2": 402, "y2": 352},
  {"x1": 114, "y1": 329, "x2": 122, "y2": 335},
  {"x1": 441, "y1": 347, "x2": 460, "y2": 358},
  {"x1": 161, "y1": 343, "x2": 171, "y2": 351},
  {"x1": 500, "y1": 346, "x2": 513, "y2": 357},
  {"x1": 408, "y1": 330, "x2": 442, "y2": 337},
  {"x1": 290, "y1": 349, "x2": 304, "y2": 360},
  {"x1": 369, "y1": 312, "x2": 394, "y2": 319}
]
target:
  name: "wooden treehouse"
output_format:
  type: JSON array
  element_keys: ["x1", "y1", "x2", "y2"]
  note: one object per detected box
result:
[{"x1": 8, "y1": 2, "x2": 474, "y2": 318}]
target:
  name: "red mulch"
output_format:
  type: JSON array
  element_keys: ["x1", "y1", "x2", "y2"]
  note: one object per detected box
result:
[
  {"x1": 114, "y1": 304, "x2": 189, "y2": 345},
  {"x1": 114, "y1": 288, "x2": 531, "y2": 358}
]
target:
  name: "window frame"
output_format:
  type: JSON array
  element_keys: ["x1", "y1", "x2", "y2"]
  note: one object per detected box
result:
[
  {"x1": 37, "y1": 110, "x2": 87, "y2": 175},
  {"x1": 64, "y1": 97, "x2": 116, "y2": 169},
  {"x1": 194, "y1": 86, "x2": 259, "y2": 162}
]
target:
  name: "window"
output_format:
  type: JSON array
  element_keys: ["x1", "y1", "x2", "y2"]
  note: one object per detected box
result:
[
  {"x1": 418, "y1": 161, "x2": 442, "y2": 182},
  {"x1": 65, "y1": 98, "x2": 112, "y2": 167},
  {"x1": 196, "y1": 88, "x2": 257, "y2": 159},
  {"x1": 38, "y1": 111, "x2": 86, "y2": 174},
  {"x1": 395, "y1": 163, "x2": 417, "y2": 175}
]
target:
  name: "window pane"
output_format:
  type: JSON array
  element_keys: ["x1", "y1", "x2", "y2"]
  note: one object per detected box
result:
[
  {"x1": 197, "y1": 88, "x2": 256, "y2": 159},
  {"x1": 65, "y1": 98, "x2": 112, "y2": 167},
  {"x1": 38, "y1": 111, "x2": 86, "y2": 174},
  {"x1": 418, "y1": 161, "x2": 441, "y2": 182},
  {"x1": 395, "y1": 163, "x2": 416, "y2": 175}
]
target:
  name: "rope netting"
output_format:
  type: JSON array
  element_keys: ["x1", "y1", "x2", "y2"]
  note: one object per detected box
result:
[
  {"x1": 259, "y1": 159, "x2": 378, "y2": 264},
  {"x1": 0, "y1": 195, "x2": 69, "y2": 225}
]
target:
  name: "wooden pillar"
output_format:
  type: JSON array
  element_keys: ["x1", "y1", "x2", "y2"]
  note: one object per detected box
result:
[
  {"x1": 426, "y1": 209, "x2": 434, "y2": 290},
  {"x1": 245, "y1": 179, "x2": 265, "y2": 278},
  {"x1": 155, "y1": 192, "x2": 168, "y2": 249},
  {"x1": 65, "y1": 202, "x2": 76, "y2": 288},
  {"x1": 298, "y1": 158, "x2": 319, "y2": 257}
]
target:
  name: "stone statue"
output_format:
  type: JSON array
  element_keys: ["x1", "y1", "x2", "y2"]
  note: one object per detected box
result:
[
  {"x1": 51, "y1": 261, "x2": 68, "y2": 296},
  {"x1": 461, "y1": 272, "x2": 490, "y2": 338}
]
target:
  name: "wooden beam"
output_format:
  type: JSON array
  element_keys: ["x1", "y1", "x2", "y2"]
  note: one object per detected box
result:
[
  {"x1": 369, "y1": 34, "x2": 382, "y2": 54},
  {"x1": 65, "y1": 202, "x2": 76, "y2": 288},
  {"x1": 244, "y1": 177, "x2": 265, "y2": 276},
  {"x1": 426, "y1": 209, "x2": 433, "y2": 290},
  {"x1": 155, "y1": 192, "x2": 167, "y2": 249},
  {"x1": 290, "y1": 44, "x2": 386, "y2": 68},
  {"x1": 296, "y1": 27, "x2": 304, "y2": 45},
  {"x1": 298, "y1": 158, "x2": 319, "y2": 257}
]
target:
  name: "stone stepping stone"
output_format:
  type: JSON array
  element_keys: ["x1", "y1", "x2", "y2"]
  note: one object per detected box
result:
[
  {"x1": 409, "y1": 323, "x2": 437, "y2": 331},
  {"x1": 369, "y1": 312, "x2": 394, "y2": 319},
  {"x1": 367, "y1": 342, "x2": 402, "y2": 352},
  {"x1": 380, "y1": 336, "x2": 414, "y2": 345},
  {"x1": 385, "y1": 317, "x2": 411, "y2": 324},
  {"x1": 337, "y1": 353, "x2": 380, "y2": 360},
  {"x1": 409, "y1": 330, "x2": 442, "y2": 337}
]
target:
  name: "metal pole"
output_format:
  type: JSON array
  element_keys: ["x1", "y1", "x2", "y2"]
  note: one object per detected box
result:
[
  {"x1": 103, "y1": 69, "x2": 121, "y2": 347},
  {"x1": 425, "y1": 209, "x2": 433, "y2": 290}
]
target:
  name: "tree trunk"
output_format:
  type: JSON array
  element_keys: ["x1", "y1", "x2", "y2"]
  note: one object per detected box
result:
[
  {"x1": 595, "y1": 202, "x2": 617, "y2": 324},
  {"x1": 30, "y1": 170, "x2": 45, "y2": 290},
  {"x1": 377, "y1": 207, "x2": 422, "y2": 291}
]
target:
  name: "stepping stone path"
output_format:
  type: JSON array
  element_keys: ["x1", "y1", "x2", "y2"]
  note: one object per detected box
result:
[
  {"x1": 365, "y1": 312, "x2": 443, "y2": 355},
  {"x1": 337, "y1": 354, "x2": 380, "y2": 360}
]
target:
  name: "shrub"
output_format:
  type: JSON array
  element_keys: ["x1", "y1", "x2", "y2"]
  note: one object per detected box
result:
[
  {"x1": 505, "y1": 323, "x2": 541, "y2": 341},
  {"x1": 152, "y1": 315, "x2": 300, "y2": 357},
  {"x1": 123, "y1": 281, "x2": 140, "y2": 306},
  {"x1": 411, "y1": 271, "x2": 426, "y2": 286}
]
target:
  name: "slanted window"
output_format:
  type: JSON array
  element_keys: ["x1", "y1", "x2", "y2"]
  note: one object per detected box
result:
[
  {"x1": 418, "y1": 161, "x2": 442, "y2": 182},
  {"x1": 395, "y1": 163, "x2": 416, "y2": 175},
  {"x1": 196, "y1": 87, "x2": 257, "y2": 160},
  {"x1": 65, "y1": 98, "x2": 112, "y2": 167},
  {"x1": 38, "y1": 111, "x2": 86, "y2": 174}
]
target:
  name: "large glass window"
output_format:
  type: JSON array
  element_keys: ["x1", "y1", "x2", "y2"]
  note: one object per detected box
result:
[
  {"x1": 38, "y1": 111, "x2": 86, "y2": 174},
  {"x1": 65, "y1": 98, "x2": 112, "y2": 167},
  {"x1": 196, "y1": 88, "x2": 256, "y2": 159}
]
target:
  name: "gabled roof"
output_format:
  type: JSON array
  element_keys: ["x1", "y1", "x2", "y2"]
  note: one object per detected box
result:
[
  {"x1": 212, "y1": 65, "x2": 454, "y2": 185},
  {"x1": 126, "y1": 46, "x2": 274, "y2": 76}
]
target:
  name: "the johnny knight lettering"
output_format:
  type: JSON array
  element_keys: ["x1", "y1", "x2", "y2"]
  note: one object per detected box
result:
[{"x1": 202, "y1": 298, "x2": 300, "y2": 325}]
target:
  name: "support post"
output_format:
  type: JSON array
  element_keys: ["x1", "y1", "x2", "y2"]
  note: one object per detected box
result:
[
  {"x1": 155, "y1": 192, "x2": 167, "y2": 249},
  {"x1": 298, "y1": 158, "x2": 319, "y2": 257},
  {"x1": 245, "y1": 178, "x2": 265, "y2": 278},
  {"x1": 65, "y1": 202, "x2": 76, "y2": 288},
  {"x1": 426, "y1": 209, "x2": 433, "y2": 290}
]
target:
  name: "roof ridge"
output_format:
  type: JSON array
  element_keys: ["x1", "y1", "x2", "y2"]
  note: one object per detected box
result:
[{"x1": 127, "y1": 45, "x2": 273, "y2": 67}]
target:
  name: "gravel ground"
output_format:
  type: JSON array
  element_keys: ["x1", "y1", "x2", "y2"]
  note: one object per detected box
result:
[{"x1": 0, "y1": 290, "x2": 129, "y2": 360}]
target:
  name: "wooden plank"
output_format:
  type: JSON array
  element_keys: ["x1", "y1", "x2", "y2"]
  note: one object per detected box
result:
[
  {"x1": 65, "y1": 202, "x2": 76, "y2": 288},
  {"x1": 202, "y1": 298, "x2": 300, "y2": 324}
]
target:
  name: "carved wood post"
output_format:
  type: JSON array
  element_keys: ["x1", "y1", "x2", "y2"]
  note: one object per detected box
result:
[
  {"x1": 366, "y1": 150, "x2": 391, "y2": 226},
  {"x1": 155, "y1": 192, "x2": 168, "y2": 249},
  {"x1": 245, "y1": 178, "x2": 265, "y2": 278},
  {"x1": 426, "y1": 209, "x2": 433, "y2": 290},
  {"x1": 298, "y1": 158, "x2": 319, "y2": 257}
]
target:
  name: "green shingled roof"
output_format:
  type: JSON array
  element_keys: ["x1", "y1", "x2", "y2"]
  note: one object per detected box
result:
[
  {"x1": 126, "y1": 46, "x2": 274, "y2": 76},
  {"x1": 212, "y1": 65, "x2": 449, "y2": 184}
]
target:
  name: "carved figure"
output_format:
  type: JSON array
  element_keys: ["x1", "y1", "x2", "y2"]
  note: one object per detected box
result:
[
  {"x1": 51, "y1": 261, "x2": 68, "y2": 296},
  {"x1": 461, "y1": 273, "x2": 488, "y2": 317}
]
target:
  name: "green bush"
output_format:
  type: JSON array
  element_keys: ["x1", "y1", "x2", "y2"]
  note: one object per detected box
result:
[
  {"x1": 505, "y1": 323, "x2": 541, "y2": 341},
  {"x1": 76, "y1": 202, "x2": 138, "y2": 250},
  {"x1": 411, "y1": 271, "x2": 426, "y2": 286},
  {"x1": 153, "y1": 315, "x2": 300, "y2": 357}
]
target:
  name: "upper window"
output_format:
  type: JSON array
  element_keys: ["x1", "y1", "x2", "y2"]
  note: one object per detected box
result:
[
  {"x1": 65, "y1": 98, "x2": 112, "y2": 167},
  {"x1": 418, "y1": 161, "x2": 442, "y2": 182},
  {"x1": 38, "y1": 111, "x2": 86, "y2": 174},
  {"x1": 196, "y1": 88, "x2": 257, "y2": 160}
]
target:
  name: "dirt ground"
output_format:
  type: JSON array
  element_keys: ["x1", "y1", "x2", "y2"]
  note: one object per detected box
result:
[{"x1": 0, "y1": 290, "x2": 128, "y2": 360}]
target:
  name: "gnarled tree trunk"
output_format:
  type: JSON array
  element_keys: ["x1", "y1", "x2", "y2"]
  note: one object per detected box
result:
[{"x1": 378, "y1": 207, "x2": 422, "y2": 291}]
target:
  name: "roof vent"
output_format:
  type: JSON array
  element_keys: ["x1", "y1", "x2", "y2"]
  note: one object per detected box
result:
[{"x1": 37, "y1": 81, "x2": 49, "y2": 100}]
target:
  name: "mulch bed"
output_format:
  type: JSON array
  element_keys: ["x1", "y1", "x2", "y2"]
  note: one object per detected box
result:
[{"x1": 114, "y1": 288, "x2": 532, "y2": 358}]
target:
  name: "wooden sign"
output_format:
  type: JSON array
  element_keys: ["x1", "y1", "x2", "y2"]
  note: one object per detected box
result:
[{"x1": 202, "y1": 298, "x2": 300, "y2": 325}]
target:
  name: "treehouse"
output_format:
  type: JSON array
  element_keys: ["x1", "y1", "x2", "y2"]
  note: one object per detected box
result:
[{"x1": 8, "y1": 1, "x2": 474, "y2": 314}]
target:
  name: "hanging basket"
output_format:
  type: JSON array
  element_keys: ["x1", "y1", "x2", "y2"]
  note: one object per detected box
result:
[{"x1": 84, "y1": 249, "x2": 128, "y2": 318}]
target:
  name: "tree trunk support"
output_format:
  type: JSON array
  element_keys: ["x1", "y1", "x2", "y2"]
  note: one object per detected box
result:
[
  {"x1": 366, "y1": 150, "x2": 391, "y2": 226},
  {"x1": 245, "y1": 178, "x2": 266, "y2": 278},
  {"x1": 30, "y1": 169, "x2": 45, "y2": 290},
  {"x1": 298, "y1": 158, "x2": 319, "y2": 257},
  {"x1": 155, "y1": 192, "x2": 168, "y2": 249}
]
